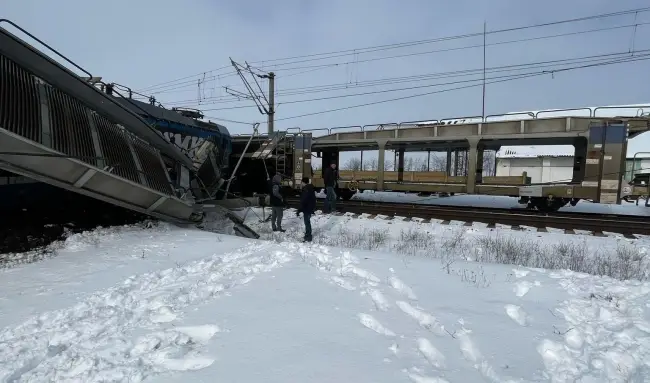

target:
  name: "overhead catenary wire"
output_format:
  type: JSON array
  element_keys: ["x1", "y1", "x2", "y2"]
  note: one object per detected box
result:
[
  {"x1": 198, "y1": 71, "x2": 617, "y2": 113},
  {"x1": 142, "y1": 20, "x2": 650, "y2": 96},
  {"x1": 246, "y1": 7, "x2": 650, "y2": 66},
  {"x1": 243, "y1": 23, "x2": 650, "y2": 74},
  {"x1": 263, "y1": 54, "x2": 650, "y2": 123},
  {"x1": 163, "y1": 49, "x2": 649, "y2": 105},
  {"x1": 138, "y1": 51, "x2": 650, "y2": 129},
  {"x1": 163, "y1": 50, "x2": 650, "y2": 111},
  {"x1": 189, "y1": 53, "x2": 650, "y2": 127},
  {"x1": 136, "y1": 7, "x2": 650, "y2": 93}
]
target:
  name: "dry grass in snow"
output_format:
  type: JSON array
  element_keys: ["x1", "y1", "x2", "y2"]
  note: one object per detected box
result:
[{"x1": 250, "y1": 211, "x2": 650, "y2": 282}]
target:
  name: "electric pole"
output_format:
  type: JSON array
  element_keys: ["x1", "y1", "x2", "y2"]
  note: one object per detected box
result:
[
  {"x1": 267, "y1": 72, "x2": 275, "y2": 134},
  {"x1": 229, "y1": 58, "x2": 276, "y2": 135},
  {"x1": 481, "y1": 21, "x2": 487, "y2": 121}
]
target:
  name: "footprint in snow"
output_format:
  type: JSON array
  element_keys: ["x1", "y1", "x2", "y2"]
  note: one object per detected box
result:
[
  {"x1": 358, "y1": 313, "x2": 396, "y2": 337},
  {"x1": 388, "y1": 275, "x2": 417, "y2": 300},
  {"x1": 365, "y1": 288, "x2": 391, "y2": 311},
  {"x1": 130, "y1": 325, "x2": 222, "y2": 372},
  {"x1": 396, "y1": 300, "x2": 445, "y2": 335},
  {"x1": 514, "y1": 280, "x2": 539, "y2": 297},
  {"x1": 330, "y1": 275, "x2": 356, "y2": 291},
  {"x1": 407, "y1": 371, "x2": 450, "y2": 383},
  {"x1": 173, "y1": 325, "x2": 222, "y2": 343},
  {"x1": 512, "y1": 269, "x2": 530, "y2": 278},
  {"x1": 149, "y1": 305, "x2": 177, "y2": 324},
  {"x1": 504, "y1": 304, "x2": 529, "y2": 326},
  {"x1": 417, "y1": 337, "x2": 446, "y2": 369}
]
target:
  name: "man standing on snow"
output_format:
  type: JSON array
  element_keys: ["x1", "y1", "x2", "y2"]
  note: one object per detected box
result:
[
  {"x1": 322, "y1": 162, "x2": 338, "y2": 214},
  {"x1": 296, "y1": 176, "x2": 316, "y2": 242},
  {"x1": 269, "y1": 174, "x2": 286, "y2": 232}
]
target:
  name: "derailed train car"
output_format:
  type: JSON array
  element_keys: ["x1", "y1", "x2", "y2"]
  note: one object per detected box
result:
[
  {"x1": 110, "y1": 96, "x2": 232, "y2": 200},
  {"x1": 0, "y1": 95, "x2": 234, "y2": 212}
]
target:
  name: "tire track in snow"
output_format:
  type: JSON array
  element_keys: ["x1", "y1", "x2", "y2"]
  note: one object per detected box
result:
[{"x1": 0, "y1": 242, "x2": 293, "y2": 382}]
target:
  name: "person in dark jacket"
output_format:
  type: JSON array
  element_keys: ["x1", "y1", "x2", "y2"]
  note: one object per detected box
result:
[
  {"x1": 269, "y1": 174, "x2": 285, "y2": 232},
  {"x1": 322, "y1": 162, "x2": 338, "y2": 213},
  {"x1": 296, "y1": 176, "x2": 316, "y2": 242}
]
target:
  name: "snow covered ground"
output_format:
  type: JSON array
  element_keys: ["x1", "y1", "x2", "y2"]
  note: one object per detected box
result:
[{"x1": 1, "y1": 210, "x2": 650, "y2": 382}]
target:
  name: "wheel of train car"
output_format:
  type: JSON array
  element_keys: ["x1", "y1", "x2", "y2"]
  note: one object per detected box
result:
[
  {"x1": 348, "y1": 180, "x2": 359, "y2": 191},
  {"x1": 338, "y1": 189, "x2": 356, "y2": 201},
  {"x1": 531, "y1": 197, "x2": 568, "y2": 212}
]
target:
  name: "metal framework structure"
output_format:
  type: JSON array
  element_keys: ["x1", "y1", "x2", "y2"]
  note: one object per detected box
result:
[
  {"x1": 0, "y1": 21, "x2": 198, "y2": 222},
  {"x1": 231, "y1": 106, "x2": 650, "y2": 211}
]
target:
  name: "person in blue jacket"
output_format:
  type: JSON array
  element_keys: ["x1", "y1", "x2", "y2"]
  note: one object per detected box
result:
[{"x1": 296, "y1": 176, "x2": 316, "y2": 242}]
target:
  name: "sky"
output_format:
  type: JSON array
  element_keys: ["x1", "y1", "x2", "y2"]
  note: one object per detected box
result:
[{"x1": 3, "y1": 0, "x2": 650, "y2": 163}]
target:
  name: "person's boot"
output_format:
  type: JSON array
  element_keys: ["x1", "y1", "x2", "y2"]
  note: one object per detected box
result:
[{"x1": 278, "y1": 228, "x2": 286, "y2": 233}]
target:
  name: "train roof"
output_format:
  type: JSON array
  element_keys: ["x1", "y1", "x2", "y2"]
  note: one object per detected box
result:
[{"x1": 112, "y1": 97, "x2": 231, "y2": 137}]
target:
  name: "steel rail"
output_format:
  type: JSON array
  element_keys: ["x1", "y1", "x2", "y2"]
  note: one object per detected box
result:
[{"x1": 284, "y1": 198, "x2": 650, "y2": 236}]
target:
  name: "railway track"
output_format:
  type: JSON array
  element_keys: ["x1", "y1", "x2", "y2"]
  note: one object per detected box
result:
[{"x1": 284, "y1": 198, "x2": 650, "y2": 237}]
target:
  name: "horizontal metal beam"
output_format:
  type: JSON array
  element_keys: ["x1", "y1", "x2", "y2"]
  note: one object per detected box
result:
[
  {"x1": 0, "y1": 127, "x2": 194, "y2": 223},
  {"x1": 0, "y1": 160, "x2": 191, "y2": 224},
  {"x1": 312, "y1": 132, "x2": 585, "y2": 151}
]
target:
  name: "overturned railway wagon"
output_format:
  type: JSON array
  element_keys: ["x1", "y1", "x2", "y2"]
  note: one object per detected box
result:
[
  {"x1": 109, "y1": 97, "x2": 233, "y2": 200},
  {"x1": 230, "y1": 109, "x2": 650, "y2": 212},
  {"x1": 0, "y1": 21, "x2": 234, "y2": 223}
]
